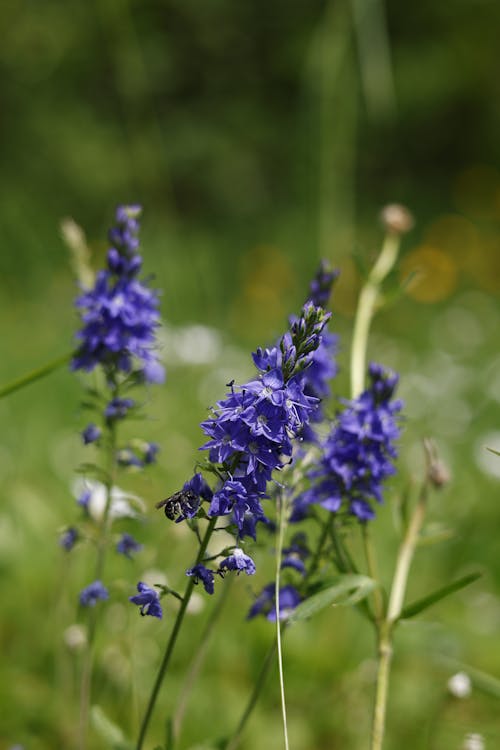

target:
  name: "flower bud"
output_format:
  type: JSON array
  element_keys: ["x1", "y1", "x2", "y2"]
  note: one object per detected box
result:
[{"x1": 380, "y1": 204, "x2": 414, "y2": 235}]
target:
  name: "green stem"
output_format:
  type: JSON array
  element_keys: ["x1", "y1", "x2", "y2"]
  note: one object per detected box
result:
[
  {"x1": 225, "y1": 639, "x2": 278, "y2": 750},
  {"x1": 275, "y1": 492, "x2": 290, "y2": 750},
  {"x1": 135, "y1": 517, "x2": 217, "y2": 750},
  {"x1": 224, "y1": 512, "x2": 334, "y2": 750},
  {"x1": 78, "y1": 388, "x2": 119, "y2": 750},
  {"x1": 350, "y1": 231, "x2": 401, "y2": 398},
  {"x1": 172, "y1": 575, "x2": 234, "y2": 742},
  {"x1": 370, "y1": 486, "x2": 428, "y2": 750},
  {"x1": 0, "y1": 352, "x2": 71, "y2": 399}
]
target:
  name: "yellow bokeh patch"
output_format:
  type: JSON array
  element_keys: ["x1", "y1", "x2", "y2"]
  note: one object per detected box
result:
[{"x1": 400, "y1": 246, "x2": 458, "y2": 303}]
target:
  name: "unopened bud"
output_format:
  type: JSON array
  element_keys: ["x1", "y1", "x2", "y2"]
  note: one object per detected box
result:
[
  {"x1": 428, "y1": 458, "x2": 451, "y2": 488},
  {"x1": 380, "y1": 204, "x2": 414, "y2": 235}
]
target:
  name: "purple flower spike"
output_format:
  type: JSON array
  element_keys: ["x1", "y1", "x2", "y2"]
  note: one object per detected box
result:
[{"x1": 129, "y1": 582, "x2": 162, "y2": 619}]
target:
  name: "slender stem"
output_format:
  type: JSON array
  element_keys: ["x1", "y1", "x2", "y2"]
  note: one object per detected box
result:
[
  {"x1": 224, "y1": 512, "x2": 334, "y2": 750},
  {"x1": 370, "y1": 486, "x2": 428, "y2": 750},
  {"x1": 350, "y1": 231, "x2": 400, "y2": 398},
  {"x1": 225, "y1": 640, "x2": 278, "y2": 750},
  {"x1": 386, "y1": 487, "x2": 427, "y2": 624},
  {"x1": 173, "y1": 575, "x2": 233, "y2": 742},
  {"x1": 135, "y1": 517, "x2": 217, "y2": 750},
  {"x1": 0, "y1": 352, "x2": 71, "y2": 399},
  {"x1": 275, "y1": 492, "x2": 290, "y2": 750},
  {"x1": 78, "y1": 389, "x2": 119, "y2": 750}
]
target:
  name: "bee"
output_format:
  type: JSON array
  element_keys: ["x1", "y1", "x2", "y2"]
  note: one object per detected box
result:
[{"x1": 156, "y1": 489, "x2": 199, "y2": 521}]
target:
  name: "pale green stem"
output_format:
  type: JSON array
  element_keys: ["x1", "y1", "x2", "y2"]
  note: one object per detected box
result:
[
  {"x1": 350, "y1": 231, "x2": 400, "y2": 398},
  {"x1": 135, "y1": 517, "x2": 217, "y2": 750},
  {"x1": 275, "y1": 492, "x2": 290, "y2": 750},
  {"x1": 0, "y1": 352, "x2": 71, "y2": 399},
  {"x1": 370, "y1": 486, "x2": 428, "y2": 750}
]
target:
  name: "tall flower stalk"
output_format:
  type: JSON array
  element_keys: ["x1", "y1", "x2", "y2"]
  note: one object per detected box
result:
[{"x1": 67, "y1": 205, "x2": 163, "y2": 750}]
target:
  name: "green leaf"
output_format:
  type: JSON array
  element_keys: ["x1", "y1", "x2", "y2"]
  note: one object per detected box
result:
[
  {"x1": 399, "y1": 572, "x2": 481, "y2": 620},
  {"x1": 288, "y1": 574, "x2": 376, "y2": 623},
  {"x1": 90, "y1": 706, "x2": 133, "y2": 750}
]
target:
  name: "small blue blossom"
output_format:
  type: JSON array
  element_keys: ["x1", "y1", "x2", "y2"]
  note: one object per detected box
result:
[
  {"x1": 59, "y1": 527, "x2": 78, "y2": 551},
  {"x1": 79, "y1": 580, "x2": 109, "y2": 607},
  {"x1": 247, "y1": 583, "x2": 302, "y2": 620},
  {"x1": 104, "y1": 397, "x2": 135, "y2": 420},
  {"x1": 77, "y1": 488, "x2": 92, "y2": 511},
  {"x1": 129, "y1": 582, "x2": 162, "y2": 618},
  {"x1": 218, "y1": 548, "x2": 256, "y2": 576},
  {"x1": 186, "y1": 564, "x2": 215, "y2": 594},
  {"x1": 71, "y1": 205, "x2": 164, "y2": 382},
  {"x1": 143, "y1": 441, "x2": 159, "y2": 465},
  {"x1": 81, "y1": 423, "x2": 101, "y2": 444},
  {"x1": 116, "y1": 533, "x2": 143, "y2": 559},
  {"x1": 281, "y1": 533, "x2": 310, "y2": 575}
]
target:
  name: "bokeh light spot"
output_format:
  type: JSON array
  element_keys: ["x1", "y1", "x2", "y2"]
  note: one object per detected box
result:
[{"x1": 401, "y1": 246, "x2": 458, "y2": 302}]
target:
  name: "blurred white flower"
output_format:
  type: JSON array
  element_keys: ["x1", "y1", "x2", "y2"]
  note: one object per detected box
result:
[
  {"x1": 448, "y1": 671, "x2": 471, "y2": 698},
  {"x1": 63, "y1": 624, "x2": 87, "y2": 651},
  {"x1": 462, "y1": 733, "x2": 484, "y2": 750},
  {"x1": 72, "y1": 478, "x2": 145, "y2": 521}
]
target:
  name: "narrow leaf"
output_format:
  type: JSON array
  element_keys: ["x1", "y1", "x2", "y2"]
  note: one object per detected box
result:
[
  {"x1": 288, "y1": 574, "x2": 376, "y2": 623},
  {"x1": 486, "y1": 446, "x2": 500, "y2": 457},
  {"x1": 399, "y1": 572, "x2": 481, "y2": 620}
]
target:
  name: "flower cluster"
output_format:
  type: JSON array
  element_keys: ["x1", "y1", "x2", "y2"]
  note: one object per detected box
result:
[
  {"x1": 294, "y1": 363, "x2": 402, "y2": 521},
  {"x1": 71, "y1": 205, "x2": 164, "y2": 384},
  {"x1": 155, "y1": 302, "x2": 331, "y2": 601},
  {"x1": 200, "y1": 302, "x2": 331, "y2": 539}
]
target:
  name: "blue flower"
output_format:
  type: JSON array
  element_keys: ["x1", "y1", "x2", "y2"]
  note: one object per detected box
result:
[
  {"x1": 79, "y1": 580, "x2": 109, "y2": 607},
  {"x1": 294, "y1": 363, "x2": 402, "y2": 522},
  {"x1": 82, "y1": 423, "x2": 101, "y2": 444},
  {"x1": 247, "y1": 584, "x2": 301, "y2": 620},
  {"x1": 129, "y1": 582, "x2": 162, "y2": 618},
  {"x1": 104, "y1": 397, "x2": 135, "y2": 421},
  {"x1": 71, "y1": 205, "x2": 164, "y2": 382},
  {"x1": 307, "y1": 260, "x2": 339, "y2": 309},
  {"x1": 281, "y1": 533, "x2": 310, "y2": 575},
  {"x1": 116, "y1": 533, "x2": 143, "y2": 559},
  {"x1": 59, "y1": 527, "x2": 78, "y2": 551},
  {"x1": 143, "y1": 442, "x2": 159, "y2": 465},
  {"x1": 77, "y1": 488, "x2": 91, "y2": 511},
  {"x1": 218, "y1": 548, "x2": 256, "y2": 576},
  {"x1": 186, "y1": 564, "x2": 215, "y2": 594}
]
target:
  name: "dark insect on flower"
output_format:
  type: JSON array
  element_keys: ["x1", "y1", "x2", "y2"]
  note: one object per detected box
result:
[{"x1": 156, "y1": 489, "x2": 199, "y2": 521}]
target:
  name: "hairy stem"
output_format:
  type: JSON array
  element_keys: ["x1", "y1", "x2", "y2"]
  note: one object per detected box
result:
[{"x1": 135, "y1": 517, "x2": 217, "y2": 750}]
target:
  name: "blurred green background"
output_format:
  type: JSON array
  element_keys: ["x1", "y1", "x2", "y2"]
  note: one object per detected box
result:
[{"x1": 1, "y1": 1, "x2": 500, "y2": 748}]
